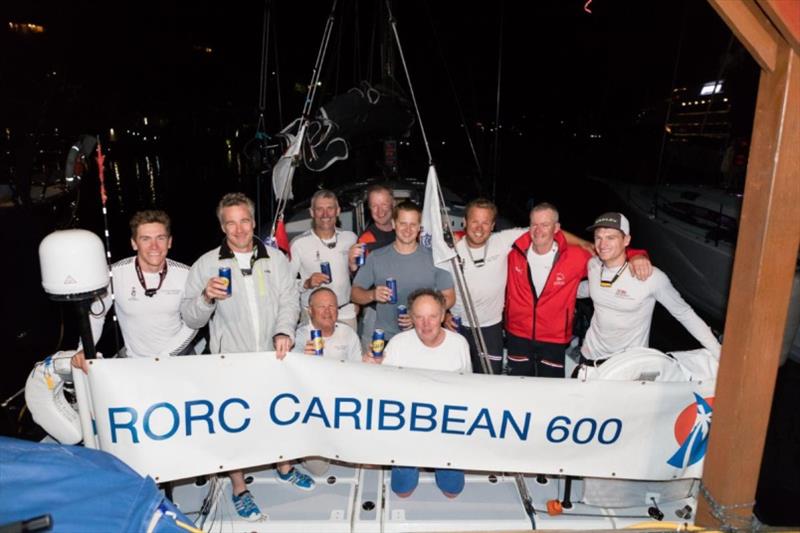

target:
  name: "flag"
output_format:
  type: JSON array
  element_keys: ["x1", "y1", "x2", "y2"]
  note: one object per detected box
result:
[
  {"x1": 274, "y1": 215, "x2": 290, "y2": 258},
  {"x1": 420, "y1": 165, "x2": 457, "y2": 267}
]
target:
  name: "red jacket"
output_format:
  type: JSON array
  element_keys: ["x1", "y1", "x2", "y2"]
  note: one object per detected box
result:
[
  {"x1": 505, "y1": 231, "x2": 590, "y2": 344},
  {"x1": 505, "y1": 231, "x2": 647, "y2": 344}
]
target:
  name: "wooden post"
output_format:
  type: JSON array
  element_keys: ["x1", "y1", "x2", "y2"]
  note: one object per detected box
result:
[{"x1": 696, "y1": 34, "x2": 800, "y2": 530}]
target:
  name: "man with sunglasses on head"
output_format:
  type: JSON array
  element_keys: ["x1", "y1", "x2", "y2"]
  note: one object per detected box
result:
[{"x1": 290, "y1": 189, "x2": 358, "y2": 330}]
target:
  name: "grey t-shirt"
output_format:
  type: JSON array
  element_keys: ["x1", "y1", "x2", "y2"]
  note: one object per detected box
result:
[{"x1": 353, "y1": 244, "x2": 454, "y2": 340}]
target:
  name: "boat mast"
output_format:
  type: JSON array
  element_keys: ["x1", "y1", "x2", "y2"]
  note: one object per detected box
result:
[{"x1": 380, "y1": 0, "x2": 399, "y2": 178}]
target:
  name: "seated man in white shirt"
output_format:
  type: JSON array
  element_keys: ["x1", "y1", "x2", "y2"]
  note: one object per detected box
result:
[
  {"x1": 578, "y1": 212, "x2": 721, "y2": 369},
  {"x1": 293, "y1": 287, "x2": 361, "y2": 476},
  {"x1": 364, "y1": 288, "x2": 471, "y2": 498},
  {"x1": 292, "y1": 287, "x2": 362, "y2": 362}
]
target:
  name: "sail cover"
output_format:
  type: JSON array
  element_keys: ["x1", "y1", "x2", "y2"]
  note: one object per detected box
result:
[{"x1": 0, "y1": 436, "x2": 192, "y2": 533}]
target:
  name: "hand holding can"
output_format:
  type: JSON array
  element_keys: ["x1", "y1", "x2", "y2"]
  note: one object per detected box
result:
[{"x1": 219, "y1": 267, "x2": 232, "y2": 296}]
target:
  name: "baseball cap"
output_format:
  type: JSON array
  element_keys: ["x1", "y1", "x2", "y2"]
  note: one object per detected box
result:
[{"x1": 586, "y1": 212, "x2": 630, "y2": 235}]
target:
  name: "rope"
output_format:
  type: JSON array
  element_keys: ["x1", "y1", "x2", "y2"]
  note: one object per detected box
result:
[
  {"x1": 699, "y1": 481, "x2": 757, "y2": 532},
  {"x1": 268, "y1": 0, "x2": 338, "y2": 239},
  {"x1": 384, "y1": 0, "x2": 433, "y2": 165}
]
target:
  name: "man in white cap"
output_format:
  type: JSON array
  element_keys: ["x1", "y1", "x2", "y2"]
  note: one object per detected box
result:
[{"x1": 578, "y1": 212, "x2": 721, "y2": 367}]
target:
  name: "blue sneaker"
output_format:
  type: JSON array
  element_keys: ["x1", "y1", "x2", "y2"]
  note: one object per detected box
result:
[
  {"x1": 276, "y1": 467, "x2": 315, "y2": 491},
  {"x1": 232, "y1": 490, "x2": 262, "y2": 521}
]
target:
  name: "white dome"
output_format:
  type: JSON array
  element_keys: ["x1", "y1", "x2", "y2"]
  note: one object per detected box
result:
[{"x1": 39, "y1": 229, "x2": 108, "y2": 298}]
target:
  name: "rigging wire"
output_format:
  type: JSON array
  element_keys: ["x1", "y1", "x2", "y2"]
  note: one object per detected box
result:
[
  {"x1": 491, "y1": 0, "x2": 505, "y2": 202},
  {"x1": 422, "y1": 0, "x2": 485, "y2": 193},
  {"x1": 269, "y1": 0, "x2": 339, "y2": 237},
  {"x1": 384, "y1": 0, "x2": 493, "y2": 375}
]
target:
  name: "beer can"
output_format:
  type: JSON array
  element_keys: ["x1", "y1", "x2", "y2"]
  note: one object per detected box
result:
[
  {"x1": 371, "y1": 329, "x2": 386, "y2": 357},
  {"x1": 219, "y1": 267, "x2": 232, "y2": 296},
  {"x1": 355, "y1": 243, "x2": 367, "y2": 267},
  {"x1": 397, "y1": 304, "x2": 408, "y2": 318},
  {"x1": 310, "y1": 329, "x2": 324, "y2": 356},
  {"x1": 386, "y1": 278, "x2": 398, "y2": 304},
  {"x1": 320, "y1": 261, "x2": 332, "y2": 283},
  {"x1": 452, "y1": 315, "x2": 463, "y2": 330}
]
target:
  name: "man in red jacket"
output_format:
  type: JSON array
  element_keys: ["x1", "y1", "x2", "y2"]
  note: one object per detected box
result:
[{"x1": 504, "y1": 203, "x2": 651, "y2": 378}]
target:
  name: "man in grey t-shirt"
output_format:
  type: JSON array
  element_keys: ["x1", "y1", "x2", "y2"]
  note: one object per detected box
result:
[{"x1": 351, "y1": 201, "x2": 455, "y2": 341}]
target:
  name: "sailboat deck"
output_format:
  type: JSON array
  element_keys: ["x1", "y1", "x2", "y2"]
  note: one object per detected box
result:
[{"x1": 169, "y1": 464, "x2": 696, "y2": 532}]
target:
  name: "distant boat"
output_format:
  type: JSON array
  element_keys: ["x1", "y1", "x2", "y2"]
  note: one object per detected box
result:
[{"x1": 599, "y1": 179, "x2": 800, "y2": 338}]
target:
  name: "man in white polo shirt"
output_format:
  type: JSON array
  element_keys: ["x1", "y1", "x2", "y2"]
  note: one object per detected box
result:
[
  {"x1": 290, "y1": 189, "x2": 358, "y2": 330},
  {"x1": 292, "y1": 287, "x2": 361, "y2": 362},
  {"x1": 578, "y1": 212, "x2": 721, "y2": 367}
]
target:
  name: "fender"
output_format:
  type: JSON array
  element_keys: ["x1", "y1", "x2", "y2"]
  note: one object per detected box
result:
[{"x1": 25, "y1": 352, "x2": 82, "y2": 444}]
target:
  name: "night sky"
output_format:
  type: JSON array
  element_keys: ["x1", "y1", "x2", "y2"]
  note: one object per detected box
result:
[{"x1": 3, "y1": 0, "x2": 756, "y2": 145}]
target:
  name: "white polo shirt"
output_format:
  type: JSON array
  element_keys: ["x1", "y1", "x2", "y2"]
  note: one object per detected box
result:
[{"x1": 290, "y1": 229, "x2": 358, "y2": 321}]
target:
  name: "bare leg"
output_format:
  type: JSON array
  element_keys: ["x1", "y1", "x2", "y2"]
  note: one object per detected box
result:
[{"x1": 230, "y1": 470, "x2": 247, "y2": 495}]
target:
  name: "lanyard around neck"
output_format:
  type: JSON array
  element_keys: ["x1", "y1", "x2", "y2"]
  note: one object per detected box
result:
[{"x1": 135, "y1": 259, "x2": 168, "y2": 297}]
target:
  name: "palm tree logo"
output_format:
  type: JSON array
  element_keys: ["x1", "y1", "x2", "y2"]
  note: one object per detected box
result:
[{"x1": 667, "y1": 393, "x2": 713, "y2": 469}]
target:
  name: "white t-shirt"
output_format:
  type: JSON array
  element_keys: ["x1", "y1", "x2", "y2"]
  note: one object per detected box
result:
[
  {"x1": 451, "y1": 228, "x2": 526, "y2": 327},
  {"x1": 290, "y1": 229, "x2": 358, "y2": 320},
  {"x1": 527, "y1": 241, "x2": 558, "y2": 297},
  {"x1": 88, "y1": 257, "x2": 196, "y2": 357},
  {"x1": 234, "y1": 251, "x2": 262, "y2": 349},
  {"x1": 292, "y1": 322, "x2": 362, "y2": 362},
  {"x1": 382, "y1": 329, "x2": 472, "y2": 373},
  {"x1": 580, "y1": 258, "x2": 721, "y2": 360}
]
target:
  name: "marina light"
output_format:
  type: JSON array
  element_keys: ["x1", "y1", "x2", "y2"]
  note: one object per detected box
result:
[
  {"x1": 700, "y1": 80, "x2": 724, "y2": 96},
  {"x1": 143, "y1": 117, "x2": 149, "y2": 126}
]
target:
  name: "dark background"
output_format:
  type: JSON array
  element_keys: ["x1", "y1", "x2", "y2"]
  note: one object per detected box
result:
[{"x1": 2, "y1": 0, "x2": 795, "y2": 525}]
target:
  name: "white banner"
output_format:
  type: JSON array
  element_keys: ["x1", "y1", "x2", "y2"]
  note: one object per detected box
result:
[{"x1": 85, "y1": 354, "x2": 714, "y2": 483}]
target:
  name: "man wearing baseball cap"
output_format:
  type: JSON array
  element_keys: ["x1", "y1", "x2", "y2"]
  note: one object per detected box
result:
[{"x1": 578, "y1": 212, "x2": 721, "y2": 366}]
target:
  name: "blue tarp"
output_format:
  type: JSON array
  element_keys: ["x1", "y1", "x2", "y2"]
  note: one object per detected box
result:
[{"x1": 0, "y1": 436, "x2": 193, "y2": 533}]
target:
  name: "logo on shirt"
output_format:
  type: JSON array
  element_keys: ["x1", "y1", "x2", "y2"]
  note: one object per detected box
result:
[
  {"x1": 614, "y1": 289, "x2": 632, "y2": 299},
  {"x1": 667, "y1": 394, "x2": 713, "y2": 468},
  {"x1": 130, "y1": 286, "x2": 139, "y2": 301},
  {"x1": 553, "y1": 272, "x2": 566, "y2": 287}
]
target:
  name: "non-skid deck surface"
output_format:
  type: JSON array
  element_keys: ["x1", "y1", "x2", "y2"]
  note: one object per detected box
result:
[{"x1": 168, "y1": 466, "x2": 696, "y2": 532}]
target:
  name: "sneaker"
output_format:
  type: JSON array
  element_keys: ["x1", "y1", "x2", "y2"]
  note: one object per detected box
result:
[
  {"x1": 276, "y1": 467, "x2": 315, "y2": 491},
  {"x1": 232, "y1": 490, "x2": 262, "y2": 521}
]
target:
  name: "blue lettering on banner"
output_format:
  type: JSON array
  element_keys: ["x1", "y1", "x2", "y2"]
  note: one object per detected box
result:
[
  {"x1": 466, "y1": 408, "x2": 497, "y2": 438},
  {"x1": 442, "y1": 405, "x2": 468, "y2": 435},
  {"x1": 500, "y1": 410, "x2": 531, "y2": 440},
  {"x1": 269, "y1": 393, "x2": 300, "y2": 426},
  {"x1": 410, "y1": 402, "x2": 437, "y2": 432},
  {"x1": 219, "y1": 398, "x2": 251, "y2": 433},
  {"x1": 378, "y1": 400, "x2": 405, "y2": 430},
  {"x1": 302, "y1": 396, "x2": 332, "y2": 428},
  {"x1": 109, "y1": 407, "x2": 139, "y2": 444},
  {"x1": 143, "y1": 402, "x2": 180, "y2": 441},
  {"x1": 334, "y1": 398, "x2": 362, "y2": 429},
  {"x1": 185, "y1": 400, "x2": 215, "y2": 436},
  {"x1": 105, "y1": 394, "x2": 535, "y2": 444}
]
